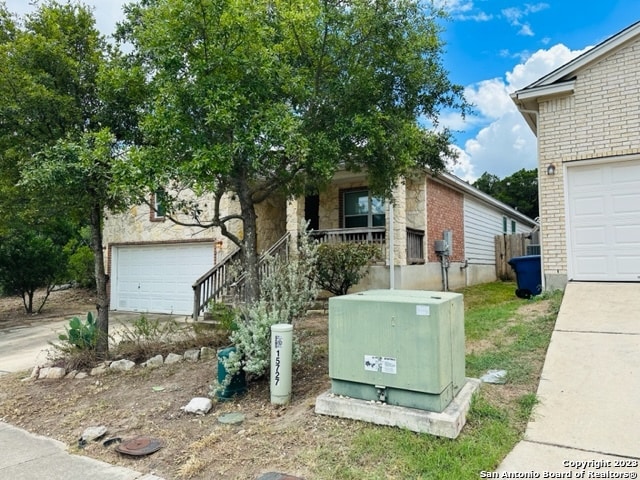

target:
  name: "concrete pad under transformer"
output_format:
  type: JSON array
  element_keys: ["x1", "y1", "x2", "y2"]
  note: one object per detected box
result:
[{"x1": 315, "y1": 378, "x2": 480, "y2": 439}]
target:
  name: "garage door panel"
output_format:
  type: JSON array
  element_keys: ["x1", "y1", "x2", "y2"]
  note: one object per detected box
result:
[
  {"x1": 112, "y1": 243, "x2": 214, "y2": 315},
  {"x1": 614, "y1": 225, "x2": 640, "y2": 245},
  {"x1": 612, "y1": 162, "x2": 640, "y2": 183},
  {"x1": 568, "y1": 159, "x2": 640, "y2": 281},
  {"x1": 574, "y1": 255, "x2": 609, "y2": 277},
  {"x1": 570, "y1": 166, "x2": 604, "y2": 187},
  {"x1": 573, "y1": 196, "x2": 605, "y2": 216},
  {"x1": 573, "y1": 226, "x2": 606, "y2": 246},
  {"x1": 616, "y1": 256, "x2": 640, "y2": 276}
]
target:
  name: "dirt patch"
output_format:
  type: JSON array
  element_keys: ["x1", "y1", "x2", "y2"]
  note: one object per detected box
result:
[
  {"x1": 0, "y1": 287, "x2": 96, "y2": 328},
  {"x1": 0, "y1": 289, "x2": 334, "y2": 479},
  {"x1": 0, "y1": 290, "x2": 554, "y2": 479}
]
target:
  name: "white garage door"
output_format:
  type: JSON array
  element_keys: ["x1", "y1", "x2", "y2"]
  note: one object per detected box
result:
[
  {"x1": 567, "y1": 159, "x2": 640, "y2": 281},
  {"x1": 111, "y1": 243, "x2": 215, "y2": 314}
]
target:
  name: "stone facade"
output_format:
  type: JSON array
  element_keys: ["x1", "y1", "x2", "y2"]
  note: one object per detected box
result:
[
  {"x1": 106, "y1": 167, "x2": 530, "y2": 298},
  {"x1": 533, "y1": 36, "x2": 640, "y2": 288},
  {"x1": 104, "y1": 189, "x2": 287, "y2": 276}
]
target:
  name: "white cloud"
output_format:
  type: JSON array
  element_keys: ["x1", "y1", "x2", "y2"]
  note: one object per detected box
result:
[
  {"x1": 447, "y1": 145, "x2": 476, "y2": 182},
  {"x1": 518, "y1": 24, "x2": 534, "y2": 37},
  {"x1": 433, "y1": 0, "x2": 475, "y2": 14},
  {"x1": 434, "y1": 0, "x2": 493, "y2": 21},
  {"x1": 447, "y1": 43, "x2": 590, "y2": 181},
  {"x1": 506, "y1": 43, "x2": 592, "y2": 90}
]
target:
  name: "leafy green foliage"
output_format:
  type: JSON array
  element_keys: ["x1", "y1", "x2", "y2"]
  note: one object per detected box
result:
[
  {"x1": 217, "y1": 227, "x2": 319, "y2": 384},
  {"x1": 315, "y1": 243, "x2": 381, "y2": 295},
  {"x1": 65, "y1": 242, "x2": 95, "y2": 288},
  {"x1": 115, "y1": 0, "x2": 468, "y2": 301},
  {"x1": 59, "y1": 312, "x2": 98, "y2": 351},
  {"x1": 0, "y1": 228, "x2": 67, "y2": 313},
  {"x1": 206, "y1": 301, "x2": 238, "y2": 332},
  {"x1": 473, "y1": 168, "x2": 539, "y2": 219},
  {"x1": 0, "y1": 2, "x2": 144, "y2": 357}
]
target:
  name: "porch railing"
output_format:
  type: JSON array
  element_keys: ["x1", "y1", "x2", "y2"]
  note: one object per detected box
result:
[
  {"x1": 406, "y1": 227, "x2": 425, "y2": 264},
  {"x1": 192, "y1": 247, "x2": 241, "y2": 320},
  {"x1": 311, "y1": 227, "x2": 386, "y2": 245},
  {"x1": 191, "y1": 232, "x2": 292, "y2": 320},
  {"x1": 230, "y1": 232, "x2": 292, "y2": 304}
]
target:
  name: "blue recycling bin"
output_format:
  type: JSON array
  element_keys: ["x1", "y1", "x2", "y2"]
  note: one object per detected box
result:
[{"x1": 508, "y1": 255, "x2": 542, "y2": 299}]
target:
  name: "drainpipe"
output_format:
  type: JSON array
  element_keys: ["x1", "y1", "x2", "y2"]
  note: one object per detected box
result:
[
  {"x1": 389, "y1": 201, "x2": 394, "y2": 290},
  {"x1": 517, "y1": 107, "x2": 545, "y2": 291}
]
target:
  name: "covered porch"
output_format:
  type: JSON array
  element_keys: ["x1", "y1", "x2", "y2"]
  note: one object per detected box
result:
[{"x1": 285, "y1": 171, "x2": 427, "y2": 267}]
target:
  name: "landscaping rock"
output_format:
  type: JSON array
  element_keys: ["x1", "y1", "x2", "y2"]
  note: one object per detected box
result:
[
  {"x1": 183, "y1": 349, "x2": 200, "y2": 362},
  {"x1": 143, "y1": 354, "x2": 164, "y2": 368},
  {"x1": 180, "y1": 397, "x2": 213, "y2": 415},
  {"x1": 110, "y1": 359, "x2": 136, "y2": 372},
  {"x1": 38, "y1": 367, "x2": 50, "y2": 380},
  {"x1": 75, "y1": 372, "x2": 88, "y2": 379},
  {"x1": 257, "y1": 473, "x2": 304, "y2": 480},
  {"x1": 81, "y1": 425, "x2": 107, "y2": 442},
  {"x1": 164, "y1": 353, "x2": 183, "y2": 364},
  {"x1": 29, "y1": 365, "x2": 40, "y2": 379},
  {"x1": 46, "y1": 367, "x2": 66, "y2": 379},
  {"x1": 90, "y1": 363, "x2": 108, "y2": 376},
  {"x1": 65, "y1": 370, "x2": 78, "y2": 379},
  {"x1": 218, "y1": 412, "x2": 245, "y2": 425},
  {"x1": 200, "y1": 346, "x2": 215, "y2": 360}
]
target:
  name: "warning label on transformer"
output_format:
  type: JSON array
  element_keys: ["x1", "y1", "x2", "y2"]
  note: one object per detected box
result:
[{"x1": 364, "y1": 355, "x2": 397, "y2": 374}]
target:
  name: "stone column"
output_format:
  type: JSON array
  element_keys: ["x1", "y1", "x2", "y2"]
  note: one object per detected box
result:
[
  {"x1": 285, "y1": 197, "x2": 303, "y2": 254},
  {"x1": 389, "y1": 182, "x2": 407, "y2": 267}
]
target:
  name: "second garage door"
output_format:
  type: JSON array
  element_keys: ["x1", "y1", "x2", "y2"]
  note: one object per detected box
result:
[
  {"x1": 567, "y1": 159, "x2": 640, "y2": 281},
  {"x1": 111, "y1": 243, "x2": 215, "y2": 315}
]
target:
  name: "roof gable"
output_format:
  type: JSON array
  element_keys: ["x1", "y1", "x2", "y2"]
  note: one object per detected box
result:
[{"x1": 512, "y1": 21, "x2": 640, "y2": 133}]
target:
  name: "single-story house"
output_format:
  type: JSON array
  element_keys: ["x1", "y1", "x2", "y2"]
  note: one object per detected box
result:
[
  {"x1": 511, "y1": 20, "x2": 640, "y2": 290},
  {"x1": 103, "y1": 169, "x2": 537, "y2": 316}
]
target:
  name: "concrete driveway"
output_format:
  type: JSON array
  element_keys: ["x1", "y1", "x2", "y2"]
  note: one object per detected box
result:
[
  {"x1": 499, "y1": 282, "x2": 640, "y2": 475},
  {"x1": 0, "y1": 311, "x2": 188, "y2": 375}
]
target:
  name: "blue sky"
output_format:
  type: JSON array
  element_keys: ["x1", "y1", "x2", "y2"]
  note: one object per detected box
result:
[
  {"x1": 6, "y1": 0, "x2": 640, "y2": 181},
  {"x1": 437, "y1": 0, "x2": 640, "y2": 181}
]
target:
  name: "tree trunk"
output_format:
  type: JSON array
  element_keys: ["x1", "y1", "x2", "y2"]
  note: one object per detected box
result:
[
  {"x1": 90, "y1": 202, "x2": 110, "y2": 358},
  {"x1": 236, "y1": 180, "x2": 260, "y2": 303}
]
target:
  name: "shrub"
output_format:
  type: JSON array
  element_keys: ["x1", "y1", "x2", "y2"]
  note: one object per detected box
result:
[
  {"x1": 0, "y1": 229, "x2": 68, "y2": 313},
  {"x1": 214, "y1": 223, "x2": 319, "y2": 388},
  {"x1": 206, "y1": 301, "x2": 238, "y2": 332},
  {"x1": 67, "y1": 244, "x2": 95, "y2": 288},
  {"x1": 314, "y1": 242, "x2": 381, "y2": 296}
]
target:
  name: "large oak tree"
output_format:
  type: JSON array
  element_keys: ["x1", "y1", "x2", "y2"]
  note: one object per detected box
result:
[{"x1": 116, "y1": 0, "x2": 468, "y2": 301}]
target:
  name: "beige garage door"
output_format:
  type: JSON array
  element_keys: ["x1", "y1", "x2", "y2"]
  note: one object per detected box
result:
[{"x1": 567, "y1": 159, "x2": 640, "y2": 281}]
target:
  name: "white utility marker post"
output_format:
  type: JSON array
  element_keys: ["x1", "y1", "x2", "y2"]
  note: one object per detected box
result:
[{"x1": 270, "y1": 323, "x2": 293, "y2": 405}]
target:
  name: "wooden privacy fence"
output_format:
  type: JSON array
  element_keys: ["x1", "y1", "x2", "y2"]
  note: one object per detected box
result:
[{"x1": 495, "y1": 233, "x2": 531, "y2": 281}]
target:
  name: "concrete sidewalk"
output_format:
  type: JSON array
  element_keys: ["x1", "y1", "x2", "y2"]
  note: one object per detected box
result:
[
  {"x1": 0, "y1": 421, "x2": 164, "y2": 480},
  {"x1": 498, "y1": 282, "x2": 640, "y2": 476}
]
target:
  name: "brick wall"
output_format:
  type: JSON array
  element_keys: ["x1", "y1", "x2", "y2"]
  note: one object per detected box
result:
[
  {"x1": 537, "y1": 38, "x2": 640, "y2": 280},
  {"x1": 426, "y1": 179, "x2": 464, "y2": 263}
]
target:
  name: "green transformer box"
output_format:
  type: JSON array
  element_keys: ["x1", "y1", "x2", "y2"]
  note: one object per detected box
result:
[{"x1": 329, "y1": 289, "x2": 465, "y2": 413}]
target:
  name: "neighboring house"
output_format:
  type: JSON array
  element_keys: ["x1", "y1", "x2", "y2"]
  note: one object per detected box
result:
[
  {"x1": 511, "y1": 21, "x2": 640, "y2": 290},
  {"x1": 104, "y1": 169, "x2": 536, "y2": 316}
]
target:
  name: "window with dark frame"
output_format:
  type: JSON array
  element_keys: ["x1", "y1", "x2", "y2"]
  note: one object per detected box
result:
[
  {"x1": 151, "y1": 189, "x2": 167, "y2": 221},
  {"x1": 343, "y1": 189, "x2": 385, "y2": 228}
]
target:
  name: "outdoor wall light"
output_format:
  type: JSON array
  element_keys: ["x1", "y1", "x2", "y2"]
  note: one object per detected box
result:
[
  {"x1": 215, "y1": 240, "x2": 224, "y2": 249},
  {"x1": 546, "y1": 163, "x2": 556, "y2": 175}
]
